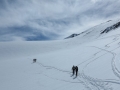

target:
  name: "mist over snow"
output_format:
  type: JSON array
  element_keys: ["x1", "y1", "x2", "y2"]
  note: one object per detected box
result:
[{"x1": 0, "y1": 0, "x2": 120, "y2": 41}]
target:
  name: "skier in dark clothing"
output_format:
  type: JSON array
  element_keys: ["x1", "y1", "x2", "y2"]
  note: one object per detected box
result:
[
  {"x1": 33, "y1": 59, "x2": 37, "y2": 63},
  {"x1": 75, "y1": 66, "x2": 78, "y2": 77},
  {"x1": 72, "y1": 65, "x2": 75, "y2": 75}
]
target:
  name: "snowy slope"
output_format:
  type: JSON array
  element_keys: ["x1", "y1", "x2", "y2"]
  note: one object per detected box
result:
[{"x1": 1, "y1": 19, "x2": 120, "y2": 90}]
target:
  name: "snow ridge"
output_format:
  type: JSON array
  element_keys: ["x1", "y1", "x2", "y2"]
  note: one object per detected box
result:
[{"x1": 101, "y1": 21, "x2": 120, "y2": 34}]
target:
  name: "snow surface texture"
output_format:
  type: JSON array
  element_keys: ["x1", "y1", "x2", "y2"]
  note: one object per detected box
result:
[{"x1": 1, "y1": 19, "x2": 120, "y2": 90}]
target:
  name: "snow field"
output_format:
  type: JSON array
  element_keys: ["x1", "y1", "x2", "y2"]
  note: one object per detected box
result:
[{"x1": 1, "y1": 19, "x2": 120, "y2": 90}]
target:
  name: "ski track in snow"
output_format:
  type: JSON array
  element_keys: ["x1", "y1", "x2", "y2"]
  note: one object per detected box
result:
[
  {"x1": 35, "y1": 62, "x2": 80, "y2": 83},
  {"x1": 78, "y1": 36, "x2": 120, "y2": 90},
  {"x1": 31, "y1": 35, "x2": 120, "y2": 90}
]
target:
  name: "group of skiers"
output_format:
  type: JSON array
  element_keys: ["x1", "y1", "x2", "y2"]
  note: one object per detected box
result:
[
  {"x1": 72, "y1": 65, "x2": 78, "y2": 77},
  {"x1": 33, "y1": 59, "x2": 78, "y2": 77}
]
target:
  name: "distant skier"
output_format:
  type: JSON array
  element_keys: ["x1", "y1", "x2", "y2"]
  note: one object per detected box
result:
[
  {"x1": 33, "y1": 59, "x2": 37, "y2": 63},
  {"x1": 72, "y1": 65, "x2": 75, "y2": 75},
  {"x1": 75, "y1": 66, "x2": 78, "y2": 77}
]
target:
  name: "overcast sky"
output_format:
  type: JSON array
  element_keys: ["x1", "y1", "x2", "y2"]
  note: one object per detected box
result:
[{"x1": 0, "y1": 0, "x2": 120, "y2": 41}]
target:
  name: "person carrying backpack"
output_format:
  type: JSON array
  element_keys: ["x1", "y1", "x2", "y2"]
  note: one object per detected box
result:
[
  {"x1": 75, "y1": 66, "x2": 78, "y2": 76},
  {"x1": 72, "y1": 65, "x2": 75, "y2": 75}
]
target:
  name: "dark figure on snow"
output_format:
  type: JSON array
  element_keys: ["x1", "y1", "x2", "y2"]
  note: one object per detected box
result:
[
  {"x1": 72, "y1": 65, "x2": 76, "y2": 75},
  {"x1": 33, "y1": 59, "x2": 37, "y2": 63},
  {"x1": 75, "y1": 66, "x2": 78, "y2": 76}
]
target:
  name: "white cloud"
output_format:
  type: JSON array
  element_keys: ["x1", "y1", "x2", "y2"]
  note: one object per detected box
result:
[
  {"x1": 91, "y1": 0, "x2": 101, "y2": 3},
  {"x1": 0, "y1": 0, "x2": 120, "y2": 41}
]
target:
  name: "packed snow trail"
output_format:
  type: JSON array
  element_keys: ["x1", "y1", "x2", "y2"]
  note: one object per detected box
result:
[
  {"x1": 75, "y1": 35, "x2": 120, "y2": 90},
  {"x1": 33, "y1": 34, "x2": 120, "y2": 90},
  {"x1": 79, "y1": 45, "x2": 120, "y2": 90}
]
